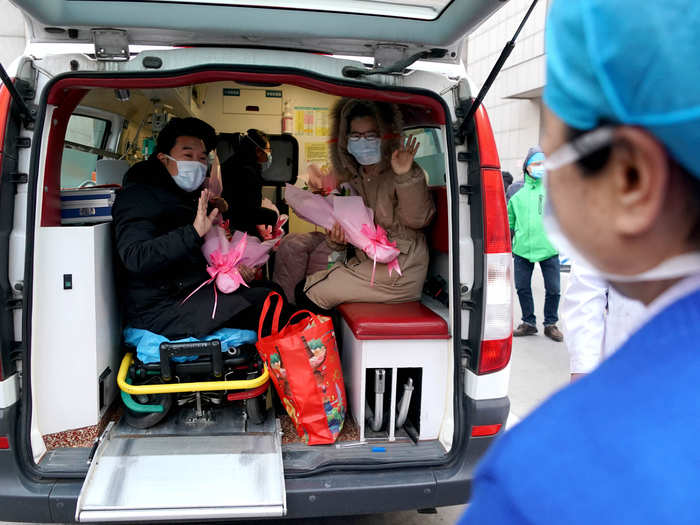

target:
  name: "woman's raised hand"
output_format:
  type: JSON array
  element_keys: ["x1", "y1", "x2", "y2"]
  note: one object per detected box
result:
[
  {"x1": 193, "y1": 188, "x2": 219, "y2": 237},
  {"x1": 391, "y1": 135, "x2": 419, "y2": 175}
]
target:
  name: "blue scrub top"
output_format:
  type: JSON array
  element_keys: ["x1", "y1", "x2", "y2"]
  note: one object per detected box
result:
[{"x1": 460, "y1": 287, "x2": 700, "y2": 524}]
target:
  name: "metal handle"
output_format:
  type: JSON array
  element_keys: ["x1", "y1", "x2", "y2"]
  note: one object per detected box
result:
[{"x1": 159, "y1": 340, "x2": 223, "y2": 381}]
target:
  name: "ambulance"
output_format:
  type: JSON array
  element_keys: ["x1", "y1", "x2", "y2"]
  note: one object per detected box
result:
[{"x1": 0, "y1": 1, "x2": 515, "y2": 521}]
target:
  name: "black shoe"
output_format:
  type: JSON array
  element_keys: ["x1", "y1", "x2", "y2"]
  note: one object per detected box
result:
[
  {"x1": 513, "y1": 323, "x2": 538, "y2": 337},
  {"x1": 544, "y1": 325, "x2": 564, "y2": 342}
]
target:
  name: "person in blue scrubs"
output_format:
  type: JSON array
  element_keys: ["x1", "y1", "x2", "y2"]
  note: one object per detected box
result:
[{"x1": 460, "y1": 1, "x2": 700, "y2": 523}]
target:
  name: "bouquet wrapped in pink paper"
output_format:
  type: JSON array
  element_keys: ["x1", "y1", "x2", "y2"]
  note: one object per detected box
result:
[
  {"x1": 331, "y1": 196, "x2": 401, "y2": 283},
  {"x1": 203, "y1": 215, "x2": 287, "y2": 270},
  {"x1": 230, "y1": 214, "x2": 288, "y2": 267},
  {"x1": 184, "y1": 227, "x2": 249, "y2": 319},
  {"x1": 284, "y1": 183, "x2": 401, "y2": 284},
  {"x1": 284, "y1": 184, "x2": 335, "y2": 230},
  {"x1": 188, "y1": 214, "x2": 288, "y2": 318}
]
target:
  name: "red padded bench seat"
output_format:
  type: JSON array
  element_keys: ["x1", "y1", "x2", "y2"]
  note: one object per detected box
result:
[{"x1": 337, "y1": 301, "x2": 449, "y2": 340}]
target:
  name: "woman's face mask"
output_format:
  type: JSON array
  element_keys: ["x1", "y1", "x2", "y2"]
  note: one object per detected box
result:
[
  {"x1": 347, "y1": 137, "x2": 381, "y2": 166},
  {"x1": 347, "y1": 116, "x2": 382, "y2": 166},
  {"x1": 164, "y1": 154, "x2": 207, "y2": 192},
  {"x1": 543, "y1": 126, "x2": 700, "y2": 285}
]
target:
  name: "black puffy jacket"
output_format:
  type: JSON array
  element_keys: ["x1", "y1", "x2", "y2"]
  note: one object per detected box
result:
[
  {"x1": 220, "y1": 159, "x2": 278, "y2": 236},
  {"x1": 112, "y1": 158, "x2": 258, "y2": 339}
]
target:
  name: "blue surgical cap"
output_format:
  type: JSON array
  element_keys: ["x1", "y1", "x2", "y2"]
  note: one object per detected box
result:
[
  {"x1": 544, "y1": 0, "x2": 700, "y2": 178},
  {"x1": 523, "y1": 146, "x2": 544, "y2": 174},
  {"x1": 527, "y1": 152, "x2": 545, "y2": 167}
]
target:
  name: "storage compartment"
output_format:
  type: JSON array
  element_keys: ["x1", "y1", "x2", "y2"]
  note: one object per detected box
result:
[
  {"x1": 222, "y1": 87, "x2": 283, "y2": 116},
  {"x1": 60, "y1": 187, "x2": 118, "y2": 225},
  {"x1": 32, "y1": 223, "x2": 122, "y2": 436},
  {"x1": 339, "y1": 304, "x2": 449, "y2": 442}
]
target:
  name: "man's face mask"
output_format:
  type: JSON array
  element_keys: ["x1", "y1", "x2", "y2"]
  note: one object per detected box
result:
[
  {"x1": 164, "y1": 154, "x2": 207, "y2": 192},
  {"x1": 543, "y1": 126, "x2": 700, "y2": 285},
  {"x1": 529, "y1": 165, "x2": 546, "y2": 179}
]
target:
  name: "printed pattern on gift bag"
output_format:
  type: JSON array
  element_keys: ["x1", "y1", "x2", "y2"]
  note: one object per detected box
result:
[{"x1": 256, "y1": 293, "x2": 346, "y2": 445}]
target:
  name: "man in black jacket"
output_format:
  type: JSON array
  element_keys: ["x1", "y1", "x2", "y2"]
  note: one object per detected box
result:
[{"x1": 113, "y1": 117, "x2": 276, "y2": 339}]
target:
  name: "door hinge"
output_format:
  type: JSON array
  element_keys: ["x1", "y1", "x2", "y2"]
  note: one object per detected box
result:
[
  {"x1": 460, "y1": 299, "x2": 476, "y2": 311},
  {"x1": 6, "y1": 296, "x2": 22, "y2": 311},
  {"x1": 457, "y1": 151, "x2": 472, "y2": 163},
  {"x1": 459, "y1": 184, "x2": 476, "y2": 204},
  {"x1": 93, "y1": 29, "x2": 130, "y2": 61},
  {"x1": 343, "y1": 46, "x2": 447, "y2": 78},
  {"x1": 8, "y1": 172, "x2": 28, "y2": 184},
  {"x1": 460, "y1": 342, "x2": 473, "y2": 370}
]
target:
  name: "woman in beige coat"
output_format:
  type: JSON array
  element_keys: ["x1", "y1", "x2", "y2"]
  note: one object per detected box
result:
[{"x1": 299, "y1": 98, "x2": 435, "y2": 309}]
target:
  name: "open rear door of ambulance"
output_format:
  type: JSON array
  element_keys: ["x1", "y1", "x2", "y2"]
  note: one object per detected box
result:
[{"x1": 10, "y1": 0, "x2": 503, "y2": 64}]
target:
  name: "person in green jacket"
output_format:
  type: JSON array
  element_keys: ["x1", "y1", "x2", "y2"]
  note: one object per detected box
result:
[{"x1": 508, "y1": 146, "x2": 564, "y2": 341}]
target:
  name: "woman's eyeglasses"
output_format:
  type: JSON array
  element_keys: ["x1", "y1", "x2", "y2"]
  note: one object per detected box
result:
[{"x1": 348, "y1": 131, "x2": 380, "y2": 142}]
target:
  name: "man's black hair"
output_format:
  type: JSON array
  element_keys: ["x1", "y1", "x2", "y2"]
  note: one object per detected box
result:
[{"x1": 154, "y1": 117, "x2": 216, "y2": 156}]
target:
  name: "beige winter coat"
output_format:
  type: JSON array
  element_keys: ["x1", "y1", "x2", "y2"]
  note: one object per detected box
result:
[{"x1": 304, "y1": 99, "x2": 435, "y2": 309}]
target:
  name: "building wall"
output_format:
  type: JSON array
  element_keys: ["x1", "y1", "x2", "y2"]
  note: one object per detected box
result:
[
  {"x1": 0, "y1": 0, "x2": 26, "y2": 67},
  {"x1": 466, "y1": 0, "x2": 548, "y2": 179}
]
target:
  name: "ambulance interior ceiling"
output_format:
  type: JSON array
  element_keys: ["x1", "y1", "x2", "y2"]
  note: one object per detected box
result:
[{"x1": 76, "y1": 82, "x2": 444, "y2": 142}]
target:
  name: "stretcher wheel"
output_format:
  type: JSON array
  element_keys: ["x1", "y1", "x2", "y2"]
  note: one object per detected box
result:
[
  {"x1": 124, "y1": 389, "x2": 174, "y2": 429},
  {"x1": 245, "y1": 394, "x2": 267, "y2": 425}
]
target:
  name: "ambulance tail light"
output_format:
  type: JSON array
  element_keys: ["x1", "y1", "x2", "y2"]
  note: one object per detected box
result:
[
  {"x1": 478, "y1": 167, "x2": 513, "y2": 375},
  {"x1": 0, "y1": 81, "x2": 11, "y2": 382},
  {"x1": 471, "y1": 423, "x2": 503, "y2": 437}
]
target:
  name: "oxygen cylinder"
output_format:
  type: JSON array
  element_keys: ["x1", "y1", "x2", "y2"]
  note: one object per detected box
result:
[{"x1": 282, "y1": 101, "x2": 293, "y2": 134}]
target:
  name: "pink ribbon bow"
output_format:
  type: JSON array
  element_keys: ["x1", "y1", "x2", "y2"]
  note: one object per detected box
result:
[
  {"x1": 182, "y1": 232, "x2": 249, "y2": 319},
  {"x1": 360, "y1": 224, "x2": 402, "y2": 286}
]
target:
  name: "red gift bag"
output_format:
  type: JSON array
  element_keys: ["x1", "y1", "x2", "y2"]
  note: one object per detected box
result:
[{"x1": 256, "y1": 292, "x2": 347, "y2": 445}]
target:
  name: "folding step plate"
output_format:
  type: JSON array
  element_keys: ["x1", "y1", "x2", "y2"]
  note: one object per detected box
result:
[{"x1": 76, "y1": 416, "x2": 285, "y2": 522}]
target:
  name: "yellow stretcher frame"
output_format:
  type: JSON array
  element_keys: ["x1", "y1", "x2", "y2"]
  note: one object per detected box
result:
[{"x1": 117, "y1": 352, "x2": 269, "y2": 395}]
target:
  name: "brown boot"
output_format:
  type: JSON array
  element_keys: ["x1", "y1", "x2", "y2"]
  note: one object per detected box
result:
[
  {"x1": 513, "y1": 323, "x2": 538, "y2": 337},
  {"x1": 544, "y1": 325, "x2": 564, "y2": 342}
]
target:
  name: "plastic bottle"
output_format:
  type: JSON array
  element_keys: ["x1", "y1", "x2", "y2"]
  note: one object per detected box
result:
[{"x1": 282, "y1": 101, "x2": 293, "y2": 134}]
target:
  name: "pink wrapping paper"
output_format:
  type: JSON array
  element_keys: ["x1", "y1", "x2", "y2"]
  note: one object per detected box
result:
[
  {"x1": 203, "y1": 215, "x2": 287, "y2": 271},
  {"x1": 184, "y1": 228, "x2": 248, "y2": 318},
  {"x1": 188, "y1": 216, "x2": 287, "y2": 318},
  {"x1": 284, "y1": 184, "x2": 335, "y2": 231},
  {"x1": 284, "y1": 184, "x2": 401, "y2": 284}
]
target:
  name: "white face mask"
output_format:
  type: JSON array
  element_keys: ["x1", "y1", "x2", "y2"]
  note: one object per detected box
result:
[
  {"x1": 543, "y1": 127, "x2": 700, "y2": 284},
  {"x1": 347, "y1": 137, "x2": 382, "y2": 166},
  {"x1": 261, "y1": 152, "x2": 272, "y2": 172},
  {"x1": 246, "y1": 134, "x2": 272, "y2": 171},
  {"x1": 164, "y1": 154, "x2": 207, "y2": 192},
  {"x1": 529, "y1": 165, "x2": 545, "y2": 179}
]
